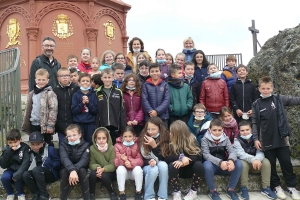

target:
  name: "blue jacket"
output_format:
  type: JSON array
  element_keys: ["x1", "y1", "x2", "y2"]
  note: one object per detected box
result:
[
  {"x1": 188, "y1": 112, "x2": 212, "y2": 144},
  {"x1": 71, "y1": 88, "x2": 98, "y2": 123},
  {"x1": 221, "y1": 66, "x2": 237, "y2": 93},
  {"x1": 113, "y1": 79, "x2": 123, "y2": 89},
  {"x1": 194, "y1": 67, "x2": 208, "y2": 87},
  {"x1": 182, "y1": 49, "x2": 196, "y2": 62},
  {"x1": 142, "y1": 78, "x2": 170, "y2": 121}
]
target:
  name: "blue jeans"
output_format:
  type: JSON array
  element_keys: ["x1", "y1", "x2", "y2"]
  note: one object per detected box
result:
[
  {"x1": 57, "y1": 132, "x2": 66, "y2": 145},
  {"x1": 143, "y1": 161, "x2": 168, "y2": 200},
  {"x1": 203, "y1": 160, "x2": 243, "y2": 190},
  {"x1": 1, "y1": 170, "x2": 24, "y2": 196}
]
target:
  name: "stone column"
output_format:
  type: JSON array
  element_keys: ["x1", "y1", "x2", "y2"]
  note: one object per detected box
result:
[
  {"x1": 26, "y1": 27, "x2": 39, "y2": 65},
  {"x1": 122, "y1": 36, "x2": 129, "y2": 55},
  {"x1": 86, "y1": 28, "x2": 98, "y2": 56}
]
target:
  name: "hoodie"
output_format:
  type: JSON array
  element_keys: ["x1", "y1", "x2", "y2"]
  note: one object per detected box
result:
[{"x1": 187, "y1": 111, "x2": 212, "y2": 143}]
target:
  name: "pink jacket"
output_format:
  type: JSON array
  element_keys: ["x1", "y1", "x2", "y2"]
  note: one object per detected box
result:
[
  {"x1": 123, "y1": 91, "x2": 144, "y2": 126},
  {"x1": 114, "y1": 137, "x2": 143, "y2": 170}
]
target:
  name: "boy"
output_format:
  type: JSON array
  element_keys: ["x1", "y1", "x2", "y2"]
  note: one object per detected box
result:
[
  {"x1": 230, "y1": 64, "x2": 258, "y2": 124},
  {"x1": 137, "y1": 60, "x2": 150, "y2": 85},
  {"x1": 252, "y1": 76, "x2": 300, "y2": 200},
  {"x1": 67, "y1": 54, "x2": 78, "y2": 69},
  {"x1": 221, "y1": 55, "x2": 237, "y2": 93},
  {"x1": 200, "y1": 63, "x2": 229, "y2": 119},
  {"x1": 142, "y1": 63, "x2": 170, "y2": 129},
  {"x1": 202, "y1": 119, "x2": 242, "y2": 200},
  {"x1": 91, "y1": 73, "x2": 103, "y2": 90},
  {"x1": 53, "y1": 68, "x2": 79, "y2": 143},
  {"x1": 22, "y1": 131, "x2": 61, "y2": 200},
  {"x1": 112, "y1": 63, "x2": 125, "y2": 88},
  {"x1": 184, "y1": 62, "x2": 201, "y2": 109},
  {"x1": 22, "y1": 68, "x2": 58, "y2": 145},
  {"x1": 70, "y1": 67, "x2": 79, "y2": 85},
  {"x1": 95, "y1": 68, "x2": 126, "y2": 144},
  {"x1": 187, "y1": 103, "x2": 212, "y2": 144},
  {"x1": 234, "y1": 120, "x2": 277, "y2": 200},
  {"x1": 0, "y1": 129, "x2": 30, "y2": 200},
  {"x1": 168, "y1": 64, "x2": 193, "y2": 124},
  {"x1": 72, "y1": 73, "x2": 98, "y2": 145}
]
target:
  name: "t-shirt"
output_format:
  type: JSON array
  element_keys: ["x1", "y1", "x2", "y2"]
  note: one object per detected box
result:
[{"x1": 103, "y1": 87, "x2": 111, "y2": 97}]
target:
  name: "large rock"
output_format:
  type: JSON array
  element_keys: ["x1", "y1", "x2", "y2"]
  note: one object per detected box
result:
[{"x1": 248, "y1": 24, "x2": 300, "y2": 158}]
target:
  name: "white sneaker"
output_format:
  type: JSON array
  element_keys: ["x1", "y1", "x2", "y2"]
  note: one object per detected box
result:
[
  {"x1": 173, "y1": 191, "x2": 182, "y2": 200},
  {"x1": 149, "y1": 198, "x2": 156, "y2": 200},
  {"x1": 6, "y1": 195, "x2": 14, "y2": 200},
  {"x1": 18, "y1": 195, "x2": 25, "y2": 200},
  {"x1": 184, "y1": 189, "x2": 198, "y2": 200},
  {"x1": 288, "y1": 187, "x2": 300, "y2": 200},
  {"x1": 274, "y1": 186, "x2": 287, "y2": 199},
  {"x1": 158, "y1": 197, "x2": 166, "y2": 200}
]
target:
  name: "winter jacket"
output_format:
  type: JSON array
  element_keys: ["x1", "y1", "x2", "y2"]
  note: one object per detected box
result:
[
  {"x1": 125, "y1": 65, "x2": 133, "y2": 75},
  {"x1": 138, "y1": 74, "x2": 150, "y2": 85},
  {"x1": 160, "y1": 64, "x2": 169, "y2": 81},
  {"x1": 234, "y1": 136, "x2": 264, "y2": 164},
  {"x1": 0, "y1": 142, "x2": 30, "y2": 180},
  {"x1": 22, "y1": 86, "x2": 58, "y2": 134},
  {"x1": 77, "y1": 61, "x2": 92, "y2": 74},
  {"x1": 95, "y1": 85, "x2": 126, "y2": 129},
  {"x1": 99, "y1": 63, "x2": 113, "y2": 72},
  {"x1": 200, "y1": 77, "x2": 229, "y2": 113},
  {"x1": 123, "y1": 90, "x2": 144, "y2": 126},
  {"x1": 53, "y1": 82, "x2": 79, "y2": 133},
  {"x1": 28, "y1": 54, "x2": 61, "y2": 92},
  {"x1": 59, "y1": 137, "x2": 90, "y2": 173},
  {"x1": 114, "y1": 137, "x2": 143, "y2": 170},
  {"x1": 140, "y1": 135, "x2": 166, "y2": 166},
  {"x1": 89, "y1": 127, "x2": 116, "y2": 172},
  {"x1": 126, "y1": 51, "x2": 152, "y2": 72},
  {"x1": 201, "y1": 131, "x2": 237, "y2": 166},
  {"x1": 194, "y1": 66, "x2": 208, "y2": 87},
  {"x1": 184, "y1": 77, "x2": 201, "y2": 107},
  {"x1": 187, "y1": 112, "x2": 212, "y2": 143},
  {"x1": 221, "y1": 66, "x2": 237, "y2": 93},
  {"x1": 182, "y1": 48, "x2": 196, "y2": 62},
  {"x1": 113, "y1": 79, "x2": 123, "y2": 89},
  {"x1": 142, "y1": 78, "x2": 170, "y2": 121}
]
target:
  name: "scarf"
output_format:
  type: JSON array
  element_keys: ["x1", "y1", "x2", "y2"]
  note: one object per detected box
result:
[
  {"x1": 222, "y1": 118, "x2": 238, "y2": 128},
  {"x1": 34, "y1": 84, "x2": 49, "y2": 94},
  {"x1": 168, "y1": 77, "x2": 184, "y2": 89},
  {"x1": 140, "y1": 146, "x2": 159, "y2": 163},
  {"x1": 97, "y1": 143, "x2": 108, "y2": 152}
]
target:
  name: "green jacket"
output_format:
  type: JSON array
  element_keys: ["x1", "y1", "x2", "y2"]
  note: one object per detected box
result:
[
  {"x1": 89, "y1": 127, "x2": 116, "y2": 172},
  {"x1": 169, "y1": 83, "x2": 193, "y2": 116}
]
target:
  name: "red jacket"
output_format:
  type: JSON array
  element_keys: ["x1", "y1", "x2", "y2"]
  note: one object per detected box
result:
[
  {"x1": 114, "y1": 137, "x2": 143, "y2": 170},
  {"x1": 200, "y1": 78, "x2": 229, "y2": 112},
  {"x1": 77, "y1": 61, "x2": 92, "y2": 74},
  {"x1": 123, "y1": 91, "x2": 144, "y2": 126}
]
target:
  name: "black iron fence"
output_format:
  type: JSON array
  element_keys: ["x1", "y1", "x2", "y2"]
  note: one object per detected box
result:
[{"x1": 206, "y1": 53, "x2": 243, "y2": 70}]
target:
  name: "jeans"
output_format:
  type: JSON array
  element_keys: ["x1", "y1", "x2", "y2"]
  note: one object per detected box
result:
[
  {"x1": 143, "y1": 161, "x2": 168, "y2": 200},
  {"x1": 1, "y1": 170, "x2": 24, "y2": 196},
  {"x1": 57, "y1": 132, "x2": 66, "y2": 145},
  {"x1": 203, "y1": 160, "x2": 243, "y2": 190}
]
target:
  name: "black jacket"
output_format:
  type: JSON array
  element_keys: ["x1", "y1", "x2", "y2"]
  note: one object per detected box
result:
[
  {"x1": 53, "y1": 83, "x2": 79, "y2": 133},
  {"x1": 184, "y1": 77, "x2": 201, "y2": 107},
  {"x1": 59, "y1": 138, "x2": 90, "y2": 173},
  {"x1": 237, "y1": 136, "x2": 256, "y2": 156},
  {"x1": 0, "y1": 142, "x2": 30, "y2": 180}
]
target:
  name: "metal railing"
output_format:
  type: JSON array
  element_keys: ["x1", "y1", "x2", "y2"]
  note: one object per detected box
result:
[
  {"x1": 206, "y1": 53, "x2": 243, "y2": 70},
  {"x1": 0, "y1": 47, "x2": 21, "y2": 150}
]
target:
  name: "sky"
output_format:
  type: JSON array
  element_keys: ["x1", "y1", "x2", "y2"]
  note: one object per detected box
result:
[{"x1": 124, "y1": 0, "x2": 300, "y2": 65}]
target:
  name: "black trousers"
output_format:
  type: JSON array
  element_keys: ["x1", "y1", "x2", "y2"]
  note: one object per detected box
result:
[
  {"x1": 264, "y1": 146, "x2": 297, "y2": 189},
  {"x1": 106, "y1": 126, "x2": 119, "y2": 145},
  {"x1": 22, "y1": 166, "x2": 56, "y2": 197},
  {"x1": 31, "y1": 125, "x2": 53, "y2": 145},
  {"x1": 168, "y1": 115, "x2": 188, "y2": 127},
  {"x1": 89, "y1": 170, "x2": 116, "y2": 194},
  {"x1": 60, "y1": 168, "x2": 90, "y2": 200}
]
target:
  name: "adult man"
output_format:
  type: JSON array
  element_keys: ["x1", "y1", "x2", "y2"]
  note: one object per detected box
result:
[{"x1": 28, "y1": 36, "x2": 61, "y2": 92}]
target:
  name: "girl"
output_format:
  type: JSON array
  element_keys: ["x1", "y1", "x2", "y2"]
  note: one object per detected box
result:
[
  {"x1": 165, "y1": 120, "x2": 204, "y2": 200},
  {"x1": 115, "y1": 53, "x2": 132, "y2": 75},
  {"x1": 89, "y1": 127, "x2": 118, "y2": 200},
  {"x1": 89, "y1": 57, "x2": 101, "y2": 77},
  {"x1": 77, "y1": 48, "x2": 92, "y2": 74},
  {"x1": 165, "y1": 53, "x2": 174, "y2": 67},
  {"x1": 59, "y1": 124, "x2": 90, "y2": 200},
  {"x1": 155, "y1": 49, "x2": 169, "y2": 81},
  {"x1": 175, "y1": 53, "x2": 185, "y2": 77},
  {"x1": 192, "y1": 50, "x2": 209, "y2": 86},
  {"x1": 182, "y1": 37, "x2": 196, "y2": 62},
  {"x1": 114, "y1": 126, "x2": 144, "y2": 200},
  {"x1": 138, "y1": 116, "x2": 170, "y2": 200},
  {"x1": 120, "y1": 74, "x2": 144, "y2": 135},
  {"x1": 99, "y1": 50, "x2": 115, "y2": 71},
  {"x1": 219, "y1": 106, "x2": 239, "y2": 144}
]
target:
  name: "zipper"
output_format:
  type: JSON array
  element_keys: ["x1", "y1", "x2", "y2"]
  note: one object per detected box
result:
[
  {"x1": 107, "y1": 88, "x2": 112, "y2": 125},
  {"x1": 242, "y1": 81, "x2": 245, "y2": 112},
  {"x1": 130, "y1": 95, "x2": 134, "y2": 121}
]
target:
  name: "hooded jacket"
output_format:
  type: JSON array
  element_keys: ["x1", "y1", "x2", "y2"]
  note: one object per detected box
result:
[
  {"x1": 77, "y1": 61, "x2": 92, "y2": 74},
  {"x1": 89, "y1": 127, "x2": 116, "y2": 172},
  {"x1": 221, "y1": 66, "x2": 237, "y2": 93},
  {"x1": 123, "y1": 90, "x2": 144, "y2": 126},
  {"x1": 187, "y1": 112, "x2": 212, "y2": 143},
  {"x1": 184, "y1": 77, "x2": 201, "y2": 107}
]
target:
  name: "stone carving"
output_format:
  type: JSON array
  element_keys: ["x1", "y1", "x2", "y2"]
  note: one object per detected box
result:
[
  {"x1": 88, "y1": 2, "x2": 94, "y2": 27},
  {"x1": 29, "y1": 0, "x2": 35, "y2": 26},
  {"x1": 86, "y1": 28, "x2": 98, "y2": 41},
  {"x1": 52, "y1": 14, "x2": 74, "y2": 39},
  {"x1": 0, "y1": 5, "x2": 30, "y2": 28},
  {"x1": 6, "y1": 18, "x2": 22, "y2": 48},
  {"x1": 103, "y1": 20, "x2": 115, "y2": 44},
  {"x1": 26, "y1": 27, "x2": 39, "y2": 41}
]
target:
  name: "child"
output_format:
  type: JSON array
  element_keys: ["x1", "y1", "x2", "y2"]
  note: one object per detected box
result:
[
  {"x1": 91, "y1": 73, "x2": 103, "y2": 90},
  {"x1": 72, "y1": 73, "x2": 98, "y2": 145},
  {"x1": 137, "y1": 60, "x2": 150, "y2": 85},
  {"x1": 182, "y1": 37, "x2": 196, "y2": 62},
  {"x1": 134, "y1": 52, "x2": 148, "y2": 74},
  {"x1": 168, "y1": 65, "x2": 193, "y2": 124},
  {"x1": 219, "y1": 106, "x2": 239, "y2": 144},
  {"x1": 165, "y1": 120, "x2": 204, "y2": 200},
  {"x1": 70, "y1": 67, "x2": 80, "y2": 85},
  {"x1": 112, "y1": 63, "x2": 125, "y2": 88},
  {"x1": 99, "y1": 50, "x2": 115, "y2": 71},
  {"x1": 23, "y1": 131, "x2": 60, "y2": 200},
  {"x1": 53, "y1": 68, "x2": 79, "y2": 143},
  {"x1": 67, "y1": 54, "x2": 78, "y2": 69},
  {"x1": 155, "y1": 48, "x2": 169, "y2": 81},
  {"x1": 200, "y1": 63, "x2": 229, "y2": 119},
  {"x1": 234, "y1": 120, "x2": 277, "y2": 200},
  {"x1": 175, "y1": 52, "x2": 185, "y2": 77},
  {"x1": 115, "y1": 53, "x2": 132, "y2": 75},
  {"x1": 89, "y1": 57, "x2": 101, "y2": 77},
  {"x1": 230, "y1": 64, "x2": 258, "y2": 124},
  {"x1": 0, "y1": 129, "x2": 30, "y2": 200},
  {"x1": 22, "y1": 68, "x2": 58, "y2": 145},
  {"x1": 121, "y1": 74, "x2": 144, "y2": 135},
  {"x1": 142, "y1": 63, "x2": 170, "y2": 129},
  {"x1": 59, "y1": 124, "x2": 90, "y2": 200},
  {"x1": 202, "y1": 119, "x2": 242, "y2": 200},
  {"x1": 165, "y1": 53, "x2": 174, "y2": 67},
  {"x1": 252, "y1": 76, "x2": 300, "y2": 200},
  {"x1": 95, "y1": 68, "x2": 126, "y2": 145},
  {"x1": 187, "y1": 103, "x2": 212, "y2": 144},
  {"x1": 89, "y1": 127, "x2": 118, "y2": 200},
  {"x1": 192, "y1": 50, "x2": 209, "y2": 87},
  {"x1": 77, "y1": 48, "x2": 92, "y2": 74},
  {"x1": 138, "y1": 116, "x2": 170, "y2": 200},
  {"x1": 184, "y1": 61, "x2": 201, "y2": 109},
  {"x1": 114, "y1": 126, "x2": 144, "y2": 200},
  {"x1": 221, "y1": 55, "x2": 238, "y2": 93}
]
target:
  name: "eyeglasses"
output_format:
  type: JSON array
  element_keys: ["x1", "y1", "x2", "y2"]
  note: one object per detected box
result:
[
  {"x1": 43, "y1": 45, "x2": 55, "y2": 48},
  {"x1": 117, "y1": 57, "x2": 125, "y2": 60},
  {"x1": 58, "y1": 75, "x2": 70, "y2": 78},
  {"x1": 194, "y1": 111, "x2": 205, "y2": 114},
  {"x1": 128, "y1": 79, "x2": 134, "y2": 82}
]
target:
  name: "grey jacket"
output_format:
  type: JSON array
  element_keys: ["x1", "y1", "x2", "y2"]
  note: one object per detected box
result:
[{"x1": 233, "y1": 138, "x2": 264, "y2": 164}]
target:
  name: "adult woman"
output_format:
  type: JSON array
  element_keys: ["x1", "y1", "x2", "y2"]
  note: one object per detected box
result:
[
  {"x1": 192, "y1": 50, "x2": 209, "y2": 86},
  {"x1": 182, "y1": 37, "x2": 196, "y2": 62}
]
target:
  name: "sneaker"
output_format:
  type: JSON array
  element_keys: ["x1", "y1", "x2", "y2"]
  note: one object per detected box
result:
[
  {"x1": 40, "y1": 195, "x2": 51, "y2": 200},
  {"x1": 149, "y1": 198, "x2": 156, "y2": 200},
  {"x1": 135, "y1": 191, "x2": 143, "y2": 200},
  {"x1": 240, "y1": 187, "x2": 249, "y2": 200},
  {"x1": 6, "y1": 195, "x2": 14, "y2": 200},
  {"x1": 184, "y1": 189, "x2": 198, "y2": 200},
  {"x1": 261, "y1": 187, "x2": 277, "y2": 199},
  {"x1": 119, "y1": 193, "x2": 127, "y2": 200},
  {"x1": 274, "y1": 186, "x2": 287, "y2": 199},
  {"x1": 288, "y1": 187, "x2": 300, "y2": 200},
  {"x1": 227, "y1": 189, "x2": 239, "y2": 200},
  {"x1": 18, "y1": 195, "x2": 26, "y2": 200},
  {"x1": 110, "y1": 192, "x2": 118, "y2": 200},
  {"x1": 208, "y1": 190, "x2": 222, "y2": 200},
  {"x1": 158, "y1": 197, "x2": 166, "y2": 200},
  {"x1": 173, "y1": 191, "x2": 182, "y2": 200}
]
